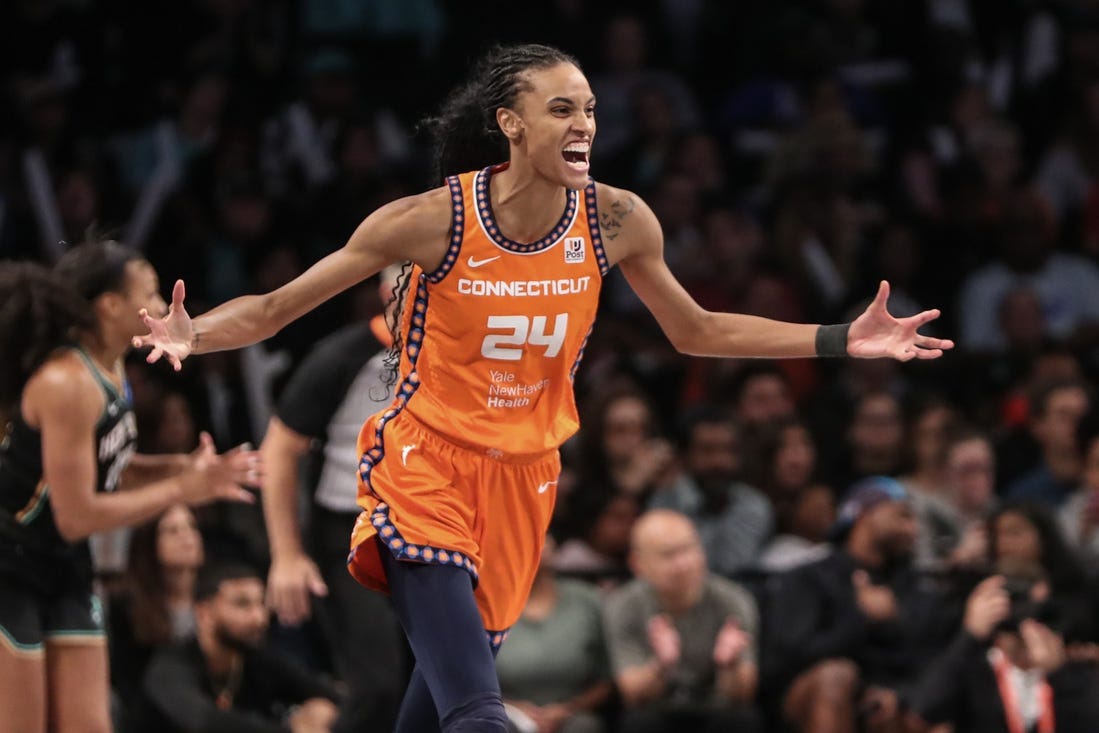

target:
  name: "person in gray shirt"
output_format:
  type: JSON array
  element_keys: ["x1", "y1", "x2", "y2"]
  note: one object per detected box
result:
[
  {"x1": 648, "y1": 408, "x2": 773, "y2": 576},
  {"x1": 604, "y1": 509, "x2": 764, "y2": 732}
]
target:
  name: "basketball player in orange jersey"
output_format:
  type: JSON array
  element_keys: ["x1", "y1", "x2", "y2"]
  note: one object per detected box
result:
[{"x1": 135, "y1": 43, "x2": 953, "y2": 733}]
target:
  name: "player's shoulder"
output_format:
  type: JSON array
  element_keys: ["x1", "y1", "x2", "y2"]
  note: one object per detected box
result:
[
  {"x1": 375, "y1": 185, "x2": 454, "y2": 230},
  {"x1": 23, "y1": 350, "x2": 102, "y2": 426},
  {"x1": 591, "y1": 181, "x2": 660, "y2": 251}
]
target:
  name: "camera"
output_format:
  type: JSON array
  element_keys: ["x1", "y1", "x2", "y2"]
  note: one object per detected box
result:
[{"x1": 998, "y1": 576, "x2": 1055, "y2": 632}]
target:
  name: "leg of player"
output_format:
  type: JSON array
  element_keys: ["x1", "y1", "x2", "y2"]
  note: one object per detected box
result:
[
  {"x1": 46, "y1": 640, "x2": 113, "y2": 733},
  {"x1": 380, "y1": 545, "x2": 508, "y2": 733},
  {"x1": 0, "y1": 640, "x2": 46, "y2": 733}
]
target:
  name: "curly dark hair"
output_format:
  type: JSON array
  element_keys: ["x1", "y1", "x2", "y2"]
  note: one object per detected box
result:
[
  {"x1": 418, "y1": 43, "x2": 581, "y2": 183},
  {"x1": 0, "y1": 262, "x2": 93, "y2": 413}
]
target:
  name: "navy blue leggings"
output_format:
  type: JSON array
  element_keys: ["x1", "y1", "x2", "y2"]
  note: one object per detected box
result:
[{"x1": 379, "y1": 545, "x2": 506, "y2": 733}]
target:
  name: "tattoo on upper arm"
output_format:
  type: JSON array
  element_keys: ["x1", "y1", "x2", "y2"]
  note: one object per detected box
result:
[{"x1": 600, "y1": 196, "x2": 636, "y2": 240}]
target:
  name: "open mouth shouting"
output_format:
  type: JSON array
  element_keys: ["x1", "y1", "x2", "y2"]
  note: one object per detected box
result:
[{"x1": 562, "y1": 141, "x2": 590, "y2": 173}]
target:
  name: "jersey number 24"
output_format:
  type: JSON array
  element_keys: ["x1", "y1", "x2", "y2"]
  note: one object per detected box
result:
[{"x1": 481, "y1": 314, "x2": 568, "y2": 361}]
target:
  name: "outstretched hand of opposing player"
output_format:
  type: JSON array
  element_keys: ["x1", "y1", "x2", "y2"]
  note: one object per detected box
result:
[
  {"x1": 133, "y1": 279, "x2": 194, "y2": 371},
  {"x1": 179, "y1": 432, "x2": 261, "y2": 506},
  {"x1": 847, "y1": 281, "x2": 954, "y2": 361}
]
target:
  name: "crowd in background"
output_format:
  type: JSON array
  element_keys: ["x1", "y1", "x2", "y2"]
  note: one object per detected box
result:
[{"x1": 5, "y1": 0, "x2": 1099, "y2": 731}]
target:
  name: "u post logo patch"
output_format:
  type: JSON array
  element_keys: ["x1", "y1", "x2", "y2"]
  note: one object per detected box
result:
[{"x1": 564, "y1": 237, "x2": 586, "y2": 264}]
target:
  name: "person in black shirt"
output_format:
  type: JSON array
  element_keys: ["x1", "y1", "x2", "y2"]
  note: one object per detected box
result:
[
  {"x1": 0, "y1": 240, "x2": 259, "y2": 733},
  {"x1": 262, "y1": 265, "x2": 406, "y2": 732},
  {"x1": 141, "y1": 561, "x2": 340, "y2": 733},
  {"x1": 910, "y1": 574, "x2": 1099, "y2": 733},
  {"x1": 764, "y1": 476, "x2": 948, "y2": 733}
]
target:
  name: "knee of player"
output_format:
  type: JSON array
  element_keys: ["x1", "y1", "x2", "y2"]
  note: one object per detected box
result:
[{"x1": 440, "y1": 690, "x2": 507, "y2": 732}]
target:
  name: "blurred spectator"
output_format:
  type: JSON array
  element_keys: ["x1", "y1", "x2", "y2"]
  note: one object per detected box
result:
[
  {"x1": 723, "y1": 362, "x2": 797, "y2": 432},
  {"x1": 987, "y1": 502, "x2": 1097, "y2": 645},
  {"x1": 758, "y1": 483, "x2": 836, "y2": 573},
  {"x1": 605, "y1": 509, "x2": 763, "y2": 733},
  {"x1": 1059, "y1": 410, "x2": 1099, "y2": 565},
  {"x1": 911, "y1": 425, "x2": 996, "y2": 571},
  {"x1": 959, "y1": 189, "x2": 1099, "y2": 353},
  {"x1": 261, "y1": 267, "x2": 405, "y2": 732},
  {"x1": 140, "y1": 561, "x2": 340, "y2": 733},
  {"x1": 574, "y1": 386, "x2": 677, "y2": 501},
  {"x1": 1006, "y1": 378, "x2": 1092, "y2": 506},
  {"x1": 765, "y1": 476, "x2": 945, "y2": 733},
  {"x1": 828, "y1": 391, "x2": 906, "y2": 492},
  {"x1": 588, "y1": 13, "x2": 700, "y2": 163},
  {"x1": 555, "y1": 490, "x2": 640, "y2": 588},
  {"x1": 898, "y1": 396, "x2": 961, "y2": 498},
  {"x1": 496, "y1": 535, "x2": 614, "y2": 733},
  {"x1": 109, "y1": 505, "x2": 204, "y2": 711},
  {"x1": 753, "y1": 415, "x2": 820, "y2": 498},
  {"x1": 648, "y1": 407, "x2": 773, "y2": 577},
  {"x1": 911, "y1": 575, "x2": 1099, "y2": 733}
]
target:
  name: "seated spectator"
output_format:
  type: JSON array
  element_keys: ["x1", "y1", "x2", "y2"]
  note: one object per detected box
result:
[
  {"x1": 1059, "y1": 409, "x2": 1099, "y2": 565},
  {"x1": 140, "y1": 561, "x2": 340, "y2": 733},
  {"x1": 605, "y1": 509, "x2": 763, "y2": 733},
  {"x1": 911, "y1": 425, "x2": 996, "y2": 571},
  {"x1": 574, "y1": 386, "x2": 677, "y2": 500},
  {"x1": 827, "y1": 392, "x2": 907, "y2": 493},
  {"x1": 1006, "y1": 378, "x2": 1091, "y2": 507},
  {"x1": 648, "y1": 408, "x2": 773, "y2": 576},
  {"x1": 747, "y1": 415, "x2": 820, "y2": 503},
  {"x1": 109, "y1": 505, "x2": 204, "y2": 709},
  {"x1": 988, "y1": 502, "x2": 1097, "y2": 645},
  {"x1": 897, "y1": 396, "x2": 961, "y2": 498},
  {"x1": 555, "y1": 491, "x2": 640, "y2": 589},
  {"x1": 911, "y1": 575, "x2": 1099, "y2": 733},
  {"x1": 758, "y1": 484, "x2": 835, "y2": 573},
  {"x1": 496, "y1": 535, "x2": 614, "y2": 733},
  {"x1": 765, "y1": 477, "x2": 946, "y2": 733}
]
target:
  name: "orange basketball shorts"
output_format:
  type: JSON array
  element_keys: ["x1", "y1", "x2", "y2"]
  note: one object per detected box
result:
[{"x1": 347, "y1": 408, "x2": 559, "y2": 633}]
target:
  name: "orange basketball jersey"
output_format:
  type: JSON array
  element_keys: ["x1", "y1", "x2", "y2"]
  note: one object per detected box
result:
[{"x1": 378, "y1": 163, "x2": 607, "y2": 456}]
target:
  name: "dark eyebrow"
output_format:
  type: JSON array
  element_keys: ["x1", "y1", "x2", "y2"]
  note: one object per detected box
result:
[{"x1": 547, "y1": 96, "x2": 597, "y2": 107}]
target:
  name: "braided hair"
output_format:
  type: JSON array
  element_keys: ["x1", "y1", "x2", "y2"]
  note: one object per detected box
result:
[{"x1": 419, "y1": 43, "x2": 581, "y2": 183}]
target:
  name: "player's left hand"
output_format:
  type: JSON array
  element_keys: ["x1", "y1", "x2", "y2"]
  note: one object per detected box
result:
[{"x1": 847, "y1": 281, "x2": 954, "y2": 361}]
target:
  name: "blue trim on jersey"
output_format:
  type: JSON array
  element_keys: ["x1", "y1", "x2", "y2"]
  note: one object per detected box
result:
[
  {"x1": 569, "y1": 326, "x2": 594, "y2": 384},
  {"x1": 475, "y1": 166, "x2": 578, "y2": 253},
  {"x1": 584, "y1": 180, "x2": 610, "y2": 276},
  {"x1": 486, "y1": 628, "x2": 510, "y2": 652},
  {"x1": 0, "y1": 621, "x2": 43, "y2": 653},
  {"x1": 357, "y1": 277, "x2": 429, "y2": 494},
  {"x1": 369, "y1": 502, "x2": 480, "y2": 583},
  {"x1": 425, "y1": 175, "x2": 465, "y2": 284}
]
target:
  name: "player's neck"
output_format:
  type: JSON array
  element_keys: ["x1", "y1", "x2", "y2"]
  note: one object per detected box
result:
[
  {"x1": 489, "y1": 163, "x2": 568, "y2": 242},
  {"x1": 78, "y1": 333, "x2": 126, "y2": 375}
]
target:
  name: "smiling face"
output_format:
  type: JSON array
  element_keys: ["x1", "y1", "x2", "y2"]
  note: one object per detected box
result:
[{"x1": 497, "y1": 62, "x2": 596, "y2": 190}]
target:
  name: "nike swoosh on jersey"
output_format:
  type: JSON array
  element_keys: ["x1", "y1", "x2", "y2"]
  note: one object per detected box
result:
[{"x1": 467, "y1": 255, "x2": 501, "y2": 268}]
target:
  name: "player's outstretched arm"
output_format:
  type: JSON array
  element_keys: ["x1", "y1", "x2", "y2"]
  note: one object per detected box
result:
[
  {"x1": 133, "y1": 190, "x2": 451, "y2": 369},
  {"x1": 606, "y1": 184, "x2": 954, "y2": 360}
]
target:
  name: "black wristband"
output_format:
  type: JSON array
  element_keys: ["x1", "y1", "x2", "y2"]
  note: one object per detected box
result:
[{"x1": 815, "y1": 323, "x2": 851, "y2": 357}]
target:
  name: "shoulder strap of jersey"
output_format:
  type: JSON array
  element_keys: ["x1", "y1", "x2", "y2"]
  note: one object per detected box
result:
[{"x1": 71, "y1": 347, "x2": 125, "y2": 404}]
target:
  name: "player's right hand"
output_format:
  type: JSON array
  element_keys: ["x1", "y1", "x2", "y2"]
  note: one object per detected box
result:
[
  {"x1": 268, "y1": 553, "x2": 329, "y2": 626},
  {"x1": 132, "y1": 279, "x2": 194, "y2": 371},
  {"x1": 179, "y1": 432, "x2": 259, "y2": 506}
]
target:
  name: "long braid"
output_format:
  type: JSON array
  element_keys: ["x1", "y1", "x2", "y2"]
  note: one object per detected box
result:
[
  {"x1": 379, "y1": 260, "x2": 415, "y2": 393},
  {"x1": 419, "y1": 43, "x2": 581, "y2": 183}
]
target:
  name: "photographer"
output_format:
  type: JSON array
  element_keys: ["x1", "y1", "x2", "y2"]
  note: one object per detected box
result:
[{"x1": 910, "y1": 575, "x2": 1099, "y2": 732}]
